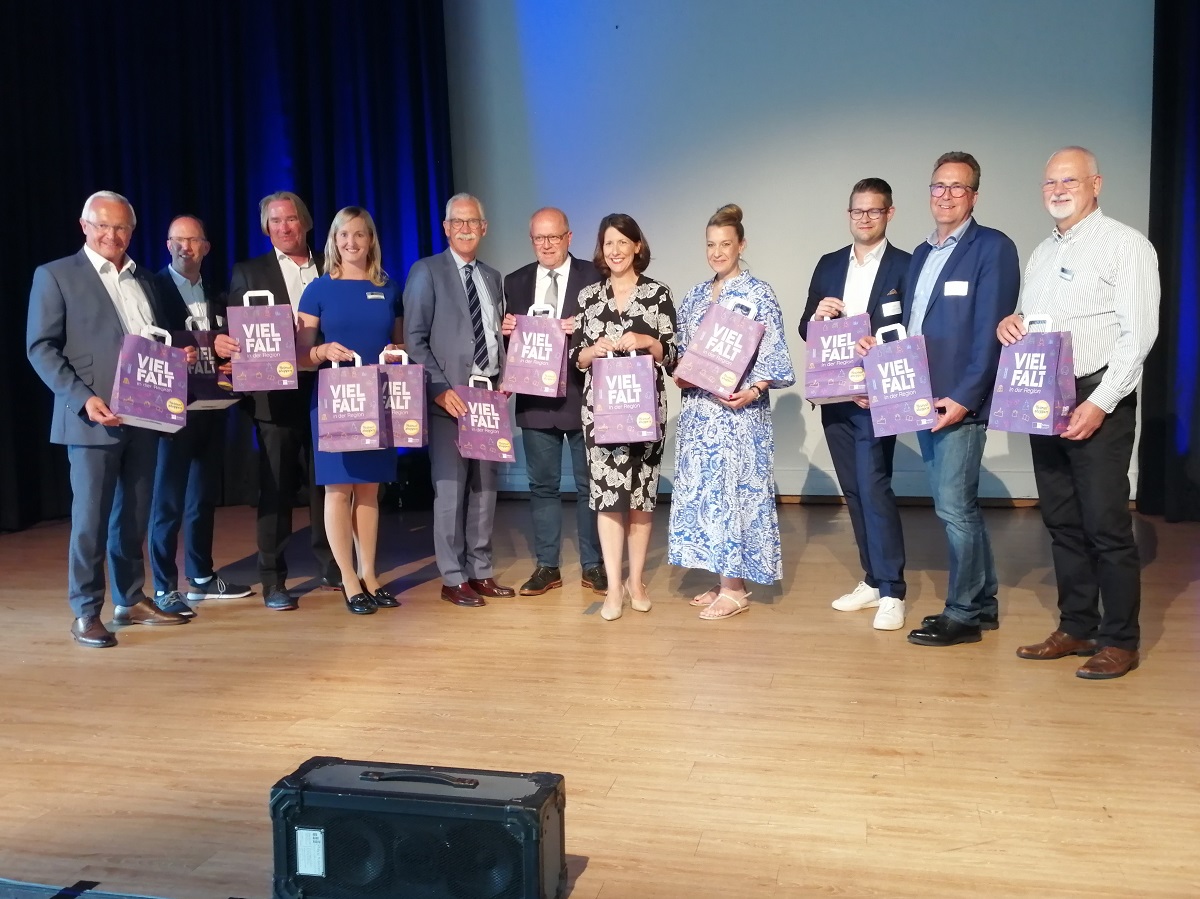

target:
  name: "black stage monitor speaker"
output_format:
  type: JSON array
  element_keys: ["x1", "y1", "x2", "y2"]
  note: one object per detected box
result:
[{"x1": 270, "y1": 756, "x2": 566, "y2": 899}]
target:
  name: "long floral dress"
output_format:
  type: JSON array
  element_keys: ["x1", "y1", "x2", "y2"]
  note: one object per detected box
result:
[
  {"x1": 568, "y1": 276, "x2": 677, "y2": 512},
  {"x1": 667, "y1": 270, "x2": 795, "y2": 583}
]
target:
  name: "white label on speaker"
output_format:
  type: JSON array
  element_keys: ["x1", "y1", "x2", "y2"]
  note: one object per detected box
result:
[{"x1": 294, "y1": 827, "x2": 326, "y2": 877}]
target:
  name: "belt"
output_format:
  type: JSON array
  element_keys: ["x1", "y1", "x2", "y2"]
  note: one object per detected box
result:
[{"x1": 1075, "y1": 366, "x2": 1108, "y2": 390}]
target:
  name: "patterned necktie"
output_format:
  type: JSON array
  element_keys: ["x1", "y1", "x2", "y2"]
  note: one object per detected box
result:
[
  {"x1": 463, "y1": 263, "x2": 489, "y2": 372},
  {"x1": 546, "y1": 270, "x2": 559, "y2": 312}
]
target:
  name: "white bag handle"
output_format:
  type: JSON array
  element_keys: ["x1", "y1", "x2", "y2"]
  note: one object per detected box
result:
[
  {"x1": 1023, "y1": 314, "x2": 1054, "y2": 333},
  {"x1": 330, "y1": 352, "x2": 363, "y2": 368},
  {"x1": 184, "y1": 316, "x2": 210, "y2": 331},
  {"x1": 241, "y1": 289, "x2": 276, "y2": 306},
  {"x1": 527, "y1": 302, "x2": 555, "y2": 317},
  {"x1": 469, "y1": 375, "x2": 493, "y2": 390},
  {"x1": 379, "y1": 349, "x2": 410, "y2": 365},
  {"x1": 141, "y1": 326, "x2": 172, "y2": 346},
  {"x1": 875, "y1": 324, "x2": 907, "y2": 343}
]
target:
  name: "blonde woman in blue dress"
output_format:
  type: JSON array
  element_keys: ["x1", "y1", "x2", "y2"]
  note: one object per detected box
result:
[{"x1": 668, "y1": 204, "x2": 796, "y2": 619}]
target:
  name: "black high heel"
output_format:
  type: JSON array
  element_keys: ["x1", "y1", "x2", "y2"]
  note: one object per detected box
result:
[
  {"x1": 341, "y1": 583, "x2": 376, "y2": 615},
  {"x1": 368, "y1": 584, "x2": 400, "y2": 608}
]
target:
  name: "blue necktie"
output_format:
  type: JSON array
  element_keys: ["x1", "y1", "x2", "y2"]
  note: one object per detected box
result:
[{"x1": 463, "y1": 263, "x2": 489, "y2": 372}]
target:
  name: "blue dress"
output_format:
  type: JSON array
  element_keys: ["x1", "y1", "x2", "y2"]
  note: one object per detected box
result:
[
  {"x1": 667, "y1": 270, "x2": 796, "y2": 584},
  {"x1": 299, "y1": 274, "x2": 402, "y2": 485}
]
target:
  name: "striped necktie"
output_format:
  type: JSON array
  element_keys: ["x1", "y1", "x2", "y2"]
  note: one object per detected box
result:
[{"x1": 463, "y1": 263, "x2": 489, "y2": 372}]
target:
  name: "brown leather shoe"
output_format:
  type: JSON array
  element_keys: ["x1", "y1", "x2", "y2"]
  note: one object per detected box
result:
[
  {"x1": 1076, "y1": 646, "x2": 1140, "y2": 680},
  {"x1": 71, "y1": 616, "x2": 117, "y2": 648},
  {"x1": 468, "y1": 577, "x2": 515, "y2": 598},
  {"x1": 112, "y1": 599, "x2": 190, "y2": 626},
  {"x1": 1015, "y1": 630, "x2": 1097, "y2": 660},
  {"x1": 441, "y1": 583, "x2": 486, "y2": 607}
]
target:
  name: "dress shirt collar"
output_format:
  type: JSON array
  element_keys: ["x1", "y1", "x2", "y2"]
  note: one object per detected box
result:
[
  {"x1": 275, "y1": 247, "x2": 315, "y2": 267},
  {"x1": 449, "y1": 247, "x2": 480, "y2": 272},
  {"x1": 848, "y1": 239, "x2": 889, "y2": 266},
  {"x1": 167, "y1": 264, "x2": 203, "y2": 292},
  {"x1": 83, "y1": 244, "x2": 136, "y2": 275},
  {"x1": 925, "y1": 216, "x2": 973, "y2": 250},
  {"x1": 1053, "y1": 207, "x2": 1105, "y2": 243},
  {"x1": 538, "y1": 258, "x2": 572, "y2": 282}
]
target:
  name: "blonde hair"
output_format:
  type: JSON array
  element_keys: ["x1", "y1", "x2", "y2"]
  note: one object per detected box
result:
[
  {"x1": 323, "y1": 206, "x2": 387, "y2": 286},
  {"x1": 258, "y1": 191, "x2": 313, "y2": 235}
]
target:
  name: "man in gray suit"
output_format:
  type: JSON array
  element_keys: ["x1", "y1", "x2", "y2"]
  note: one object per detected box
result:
[
  {"x1": 27, "y1": 191, "x2": 192, "y2": 647},
  {"x1": 404, "y1": 193, "x2": 515, "y2": 607}
]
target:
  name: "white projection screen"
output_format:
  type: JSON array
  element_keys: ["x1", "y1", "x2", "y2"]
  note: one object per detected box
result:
[{"x1": 440, "y1": 0, "x2": 1154, "y2": 499}]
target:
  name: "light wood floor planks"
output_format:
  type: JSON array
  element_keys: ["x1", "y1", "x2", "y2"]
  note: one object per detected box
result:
[{"x1": 0, "y1": 501, "x2": 1198, "y2": 898}]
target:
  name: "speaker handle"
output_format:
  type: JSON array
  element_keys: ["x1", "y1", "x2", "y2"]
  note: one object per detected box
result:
[{"x1": 359, "y1": 770, "x2": 480, "y2": 788}]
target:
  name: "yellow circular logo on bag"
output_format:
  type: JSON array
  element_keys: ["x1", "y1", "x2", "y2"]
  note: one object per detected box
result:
[
  {"x1": 403, "y1": 420, "x2": 421, "y2": 436},
  {"x1": 636, "y1": 412, "x2": 653, "y2": 429},
  {"x1": 719, "y1": 371, "x2": 737, "y2": 388},
  {"x1": 166, "y1": 398, "x2": 185, "y2": 414},
  {"x1": 276, "y1": 361, "x2": 295, "y2": 378},
  {"x1": 497, "y1": 438, "x2": 512, "y2": 453},
  {"x1": 360, "y1": 421, "x2": 378, "y2": 437},
  {"x1": 848, "y1": 366, "x2": 865, "y2": 383},
  {"x1": 1032, "y1": 400, "x2": 1051, "y2": 420},
  {"x1": 913, "y1": 399, "x2": 932, "y2": 416},
  {"x1": 541, "y1": 370, "x2": 558, "y2": 386}
]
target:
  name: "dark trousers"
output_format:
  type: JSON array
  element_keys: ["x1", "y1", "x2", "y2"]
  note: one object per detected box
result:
[
  {"x1": 822, "y1": 402, "x2": 907, "y2": 599},
  {"x1": 1030, "y1": 384, "x2": 1140, "y2": 650},
  {"x1": 254, "y1": 417, "x2": 334, "y2": 589},
  {"x1": 149, "y1": 409, "x2": 225, "y2": 593},
  {"x1": 66, "y1": 429, "x2": 159, "y2": 618},
  {"x1": 521, "y1": 426, "x2": 601, "y2": 570}
]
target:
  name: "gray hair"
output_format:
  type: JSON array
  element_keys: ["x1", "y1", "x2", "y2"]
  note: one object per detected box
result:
[
  {"x1": 258, "y1": 190, "x2": 313, "y2": 235},
  {"x1": 444, "y1": 192, "x2": 486, "y2": 222},
  {"x1": 81, "y1": 191, "x2": 137, "y2": 227},
  {"x1": 1048, "y1": 146, "x2": 1099, "y2": 175}
]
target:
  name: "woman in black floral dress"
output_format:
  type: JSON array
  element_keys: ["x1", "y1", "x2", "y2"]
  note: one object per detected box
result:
[{"x1": 569, "y1": 214, "x2": 677, "y2": 621}]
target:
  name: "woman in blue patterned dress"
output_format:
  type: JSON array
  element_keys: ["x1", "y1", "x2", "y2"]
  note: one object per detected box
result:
[
  {"x1": 667, "y1": 204, "x2": 796, "y2": 620},
  {"x1": 296, "y1": 207, "x2": 403, "y2": 615}
]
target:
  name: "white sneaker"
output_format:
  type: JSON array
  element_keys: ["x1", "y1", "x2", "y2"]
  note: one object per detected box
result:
[
  {"x1": 831, "y1": 581, "x2": 881, "y2": 611},
  {"x1": 872, "y1": 597, "x2": 906, "y2": 630}
]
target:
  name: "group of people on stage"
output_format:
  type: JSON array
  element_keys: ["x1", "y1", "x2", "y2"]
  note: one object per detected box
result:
[{"x1": 27, "y1": 144, "x2": 1158, "y2": 680}]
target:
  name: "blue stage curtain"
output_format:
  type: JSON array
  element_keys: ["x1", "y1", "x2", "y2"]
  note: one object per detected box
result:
[
  {"x1": 2, "y1": 1, "x2": 453, "y2": 531},
  {"x1": 1139, "y1": 0, "x2": 1200, "y2": 520}
]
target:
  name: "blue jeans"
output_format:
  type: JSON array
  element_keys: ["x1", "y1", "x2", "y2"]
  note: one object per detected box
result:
[
  {"x1": 521, "y1": 426, "x2": 600, "y2": 570},
  {"x1": 917, "y1": 421, "x2": 997, "y2": 626}
]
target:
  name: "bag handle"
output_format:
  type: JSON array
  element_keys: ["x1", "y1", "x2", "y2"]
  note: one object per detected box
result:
[
  {"x1": 875, "y1": 324, "x2": 907, "y2": 343},
  {"x1": 140, "y1": 326, "x2": 173, "y2": 346},
  {"x1": 330, "y1": 352, "x2": 363, "y2": 368},
  {"x1": 527, "y1": 302, "x2": 555, "y2": 317},
  {"x1": 469, "y1": 375, "x2": 493, "y2": 390},
  {"x1": 379, "y1": 349, "x2": 410, "y2": 365},
  {"x1": 241, "y1": 289, "x2": 276, "y2": 306},
  {"x1": 184, "y1": 316, "x2": 210, "y2": 332},
  {"x1": 1023, "y1": 314, "x2": 1054, "y2": 333}
]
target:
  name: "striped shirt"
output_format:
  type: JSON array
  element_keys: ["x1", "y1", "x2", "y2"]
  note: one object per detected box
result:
[{"x1": 1017, "y1": 209, "x2": 1159, "y2": 413}]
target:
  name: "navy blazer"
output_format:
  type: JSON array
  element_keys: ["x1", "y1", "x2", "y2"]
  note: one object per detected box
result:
[
  {"x1": 27, "y1": 248, "x2": 167, "y2": 446},
  {"x1": 154, "y1": 266, "x2": 227, "y2": 333},
  {"x1": 799, "y1": 242, "x2": 911, "y2": 341},
  {"x1": 904, "y1": 219, "x2": 1020, "y2": 420},
  {"x1": 502, "y1": 254, "x2": 600, "y2": 431}
]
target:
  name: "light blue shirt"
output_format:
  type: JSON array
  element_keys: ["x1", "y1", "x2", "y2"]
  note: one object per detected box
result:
[
  {"x1": 450, "y1": 248, "x2": 500, "y2": 378},
  {"x1": 908, "y1": 217, "x2": 973, "y2": 337}
]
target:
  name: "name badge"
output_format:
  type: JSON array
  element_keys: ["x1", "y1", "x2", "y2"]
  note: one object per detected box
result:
[
  {"x1": 945, "y1": 280, "x2": 969, "y2": 297},
  {"x1": 1059, "y1": 268, "x2": 1074, "y2": 281},
  {"x1": 882, "y1": 300, "x2": 902, "y2": 317}
]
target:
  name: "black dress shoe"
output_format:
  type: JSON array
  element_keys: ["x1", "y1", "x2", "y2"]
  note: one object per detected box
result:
[
  {"x1": 441, "y1": 583, "x2": 486, "y2": 607},
  {"x1": 581, "y1": 565, "x2": 608, "y2": 595},
  {"x1": 321, "y1": 576, "x2": 343, "y2": 591},
  {"x1": 264, "y1": 587, "x2": 298, "y2": 611},
  {"x1": 368, "y1": 585, "x2": 400, "y2": 608},
  {"x1": 71, "y1": 616, "x2": 117, "y2": 648},
  {"x1": 921, "y1": 613, "x2": 998, "y2": 631},
  {"x1": 113, "y1": 599, "x2": 189, "y2": 626},
  {"x1": 908, "y1": 615, "x2": 982, "y2": 646},
  {"x1": 520, "y1": 567, "x2": 562, "y2": 596},
  {"x1": 342, "y1": 585, "x2": 377, "y2": 615},
  {"x1": 468, "y1": 577, "x2": 515, "y2": 598}
]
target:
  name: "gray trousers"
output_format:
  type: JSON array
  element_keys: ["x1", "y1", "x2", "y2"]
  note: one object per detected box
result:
[{"x1": 429, "y1": 413, "x2": 497, "y2": 585}]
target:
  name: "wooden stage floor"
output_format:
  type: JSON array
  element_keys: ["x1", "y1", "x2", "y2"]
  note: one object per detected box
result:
[{"x1": 1, "y1": 501, "x2": 1198, "y2": 898}]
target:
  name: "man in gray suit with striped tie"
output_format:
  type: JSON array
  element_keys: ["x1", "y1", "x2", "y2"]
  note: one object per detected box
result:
[{"x1": 404, "y1": 193, "x2": 515, "y2": 607}]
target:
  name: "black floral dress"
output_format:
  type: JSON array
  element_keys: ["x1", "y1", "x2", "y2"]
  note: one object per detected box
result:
[{"x1": 568, "y1": 276, "x2": 677, "y2": 512}]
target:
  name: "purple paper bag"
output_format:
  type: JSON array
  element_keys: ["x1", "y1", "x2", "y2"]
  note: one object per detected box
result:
[
  {"x1": 865, "y1": 325, "x2": 936, "y2": 437},
  {"x1": 173, "y1": 316, "x2": 239, "y2": 410},
  {"x1": 227, "y1": 290, "x2": 298, "y2": 392},
  {"x1": 377, "y1": 350, "x2": 428, "y2": 448},
  {"x1": 455, "y1": 376, "x2": 516, "y2": 462},
  {"x1": 109, "y1": 326, "x2": 188, "y2": 433},
  {"x1": 592, "y1": 352, "x2": 661, "y2": 445},
  {"x1": 499, "y1": 303, "x2": 569, "y2": 397},
  {"x1": 674, "y1": 301, "x2": 766, "y2": 399},
  {"x1": 803, "y1": 313, "x2": 871, "y2": 404},
  {"x1": 989, "y1": 315, "x2": 1076, "y2": 435},
  {"x1": 317, "y1": 354, "x2": 386, "y2": 452}
]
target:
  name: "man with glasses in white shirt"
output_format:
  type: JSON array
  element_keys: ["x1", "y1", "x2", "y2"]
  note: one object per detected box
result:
[{"x1": 1000, "y1": 146, "x2": 1159, "y2": 679}]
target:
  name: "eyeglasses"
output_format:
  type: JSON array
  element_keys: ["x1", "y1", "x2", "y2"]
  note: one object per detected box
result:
[
  {"x1": 929, "y1": 183, "x2": 974, "y2": 198},
  {"x1": 531, "y1": 232, "x2": 567, "y2": 246},
  {"x1": 447, "y1": 217, "x2": 484, "y2": 230},
  {"x1": 84, "y1": 220, "x2": 133, "y2": 236},
  {"x1": 848, "y1": 207, "x2": 887, "y2": 220},
  {"x1": 1041, "y1": 176, "x2": 1090, "y2": 192},
  {"x1": 169, "y1": 236, "x2": 208, "y2": 245}
]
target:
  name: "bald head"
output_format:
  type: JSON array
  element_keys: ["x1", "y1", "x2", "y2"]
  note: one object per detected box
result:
[{"x1": 529, "y1": 207, "x2": 572, "y2": 269}]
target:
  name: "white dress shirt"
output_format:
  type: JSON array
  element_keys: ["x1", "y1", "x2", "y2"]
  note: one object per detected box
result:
[
  {"x1": 536, "y1": 259, "x2": 573, "y2": 318},
  {"x1": 168, "y1": 265, "x2": 210, "y2": 325},
  {"x1": 841, "y1": 239, "x2": 889, "y2": 317},
  {"x1": 275, "y1": 248, "x2": 319, "y2": 314},
  {"x1": 83, "y1": 245, "x2": 154, "y2": 336}
]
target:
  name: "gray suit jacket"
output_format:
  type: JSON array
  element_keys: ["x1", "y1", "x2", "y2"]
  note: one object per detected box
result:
[
  {"x1": 403, "y1": 248, "x2": 505, "y2": 415},
  {"x1": 27, "y1": 248, "x2": 165, "y2": 446}
]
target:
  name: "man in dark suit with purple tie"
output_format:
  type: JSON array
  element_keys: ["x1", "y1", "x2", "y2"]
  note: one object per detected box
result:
[{"x1": 501, "y1": 208, "x2": 604, "y2": 596}]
